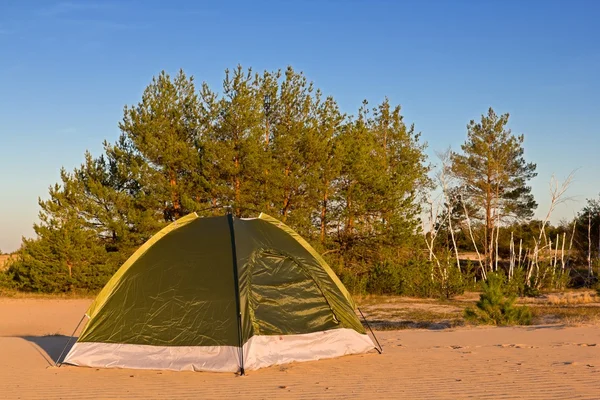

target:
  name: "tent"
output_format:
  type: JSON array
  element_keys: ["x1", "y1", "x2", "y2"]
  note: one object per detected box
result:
[{"x1": 63, "y1": 212, "x2": 376, "y2": 373}]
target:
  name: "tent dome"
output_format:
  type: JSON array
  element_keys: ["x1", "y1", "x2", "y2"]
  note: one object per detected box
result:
[{"x1": 64, "y1": 212, "x2": 375, "y2": 373}]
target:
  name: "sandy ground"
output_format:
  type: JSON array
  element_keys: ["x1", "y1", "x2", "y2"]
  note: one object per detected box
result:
[{"x1": 1, "y1": 298, "x2": 599, "y2": 399}]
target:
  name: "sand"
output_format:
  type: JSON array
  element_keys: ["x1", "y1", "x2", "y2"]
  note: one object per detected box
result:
[{"x1": 1, "y1": 298, "x2": 599, "y2": 399}]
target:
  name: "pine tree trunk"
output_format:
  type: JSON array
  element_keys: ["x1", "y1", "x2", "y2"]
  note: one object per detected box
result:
[
  {"x1": 347, "y1": 183, "x2": 354, "y2": 234},
  {"x1": 264, "y1": 119, "x2": 270, "y2": 211},
  {"x1": 320, "y1": 185, "x2": 328, "y2": 243},
  {"x1": 282, "y1": 165, "x2": 291, "y2": 221},
  {"x1": 493, "y1": 180, "x2": 501, "y2": 271},
  {"x1": 588, "y1": 214, "x2": 592, "y2": 277},
  {"x1": 485, "y1": 188, "x2": 492, "y2": 271},
  {"x1": 234, "y1": 156, "x2": 240, "y2": 215},
  {"x1": 598, "y1": 223, "x2": 600, "y2": 276},
  {"x1": 383, "y1": 126, "x2": 388, "y2": 167},
  {"x1": 265, "y1": 119, "x2": 270, "y2": 146},
  {"x1": 169, "y1": 170, "x2": 180, "y2": 218},
  {"x1": 282, "y1": 198, "x2": 290, "y2": 221}
]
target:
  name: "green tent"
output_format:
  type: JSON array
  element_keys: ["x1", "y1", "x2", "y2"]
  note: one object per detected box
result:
[{"x1": 64, "y1": 212, "x2": 375, "y2": 373}]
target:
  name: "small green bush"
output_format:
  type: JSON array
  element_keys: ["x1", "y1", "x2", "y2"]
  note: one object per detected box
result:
[
  {"x1": 523, "y1": 282, "x2": 540, "y2": 298},
  {"x1": 339, "y1": 268, "x2": 368, "y2": 296},
  {"x1": 504, "y1": 267, "x2": 526, "y2": 296},
  {"x1": 397, "y1": 259, "x2": 436, "y2": 298},
  {"x1": 465, "y1": 272, "x2": 532, "y2": 325},
  {"x1": 553, "y1": 269, "x2": 571, "y2": 291},
  {"x1": 340, "y1": 257, "x2": 474, "y2": 299},
  {"x1": 366, "y1": 262, "x2": 402, "y2": 295},
  {"x1": 0, "y1": 270, "x2": 16, "y2": 291},
  {"x1": 433, "y1": 260, "x2": 474, "y2": 300}
]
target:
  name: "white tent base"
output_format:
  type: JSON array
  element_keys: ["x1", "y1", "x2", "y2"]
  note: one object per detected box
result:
[{"x1": 64, "y1": 328, "x2": 375, "y2": 372}]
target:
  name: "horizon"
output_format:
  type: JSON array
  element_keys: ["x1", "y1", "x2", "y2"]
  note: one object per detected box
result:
[{"x1": 1, "y1": 0, "x2": 599, "y2": 252}]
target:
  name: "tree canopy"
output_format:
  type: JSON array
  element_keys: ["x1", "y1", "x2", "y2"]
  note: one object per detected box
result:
[
  {"x1": 451, "y1": 108, "x2": 537, "y2": 269},
  {"x1": 5, "y1": 66, "x2": 430, "y2": 293}
]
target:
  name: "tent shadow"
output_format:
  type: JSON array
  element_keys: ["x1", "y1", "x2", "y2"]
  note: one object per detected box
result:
[{"x1": 18, "y1": 335, "x2": 76, "y2": 366}]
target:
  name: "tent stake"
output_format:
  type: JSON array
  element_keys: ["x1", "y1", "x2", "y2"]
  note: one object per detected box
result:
[
  {"x1": 55, "y1": 314, "x2": 87, "y2": 367},
  {"x1": 357, "y1": 307, "x2": 383, "y2": 354}
]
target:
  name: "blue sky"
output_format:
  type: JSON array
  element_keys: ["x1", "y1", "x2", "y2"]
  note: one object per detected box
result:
[{"x1": 0, "y1": 0, "x2": 599, "y2": 252}]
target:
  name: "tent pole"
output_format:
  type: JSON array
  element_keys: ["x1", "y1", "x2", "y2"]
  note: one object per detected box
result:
[
  {"x1": 357, "y1": 307, "x2": 383, "y2": 354},
  {"x1": 227, "y1": 209, "x2": 245, "y2": 375},
  {"x1": 55, "y1": 314, "x2": 87, "y2": 367}
]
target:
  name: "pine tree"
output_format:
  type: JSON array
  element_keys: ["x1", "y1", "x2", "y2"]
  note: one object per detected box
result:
[
  {"x1": 119, "y1": 69, "x2": 205, "y2": 220},
  {"x1": 9, "y1": 171, "x2": 112, "y2": 292},
  {"x1": 451, "y1": 108, "x2": 537, "y2": 270},
  {"x1": 269, "y1": 67, "x2": 319, "y2": 226},
  {"x1": 8, "y1": 65, "x2": 431, "y2": 293},
  {"x1": 574, "y1": 195, "x2": 600, "y2": 274},
  {"x1": 464, "y1": 272, "x2": 532, "y2": 325},
  {"x1": 198, "y1": 66, "x2": 266, "y2": 216},
  {"x1": 370, "y1": 99, "x2": 429, "y2": 245},
  {"x1": 311, "y1": 96, "x2": 345, "y2": 245},
  {"x1": 333, "y1": 99, "x2": 429, "y2": 270}
]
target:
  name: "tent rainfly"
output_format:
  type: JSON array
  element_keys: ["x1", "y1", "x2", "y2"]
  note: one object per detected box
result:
[{"x1": 63, "y1": 212, "x2": 377, "y2": 373}]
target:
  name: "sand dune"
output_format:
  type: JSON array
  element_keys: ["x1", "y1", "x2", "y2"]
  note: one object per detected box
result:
[{"x1": 1, "y1": 298, "x2": 599, "y2": 399}]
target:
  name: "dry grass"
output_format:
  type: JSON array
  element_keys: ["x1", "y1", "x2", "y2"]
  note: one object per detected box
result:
[
  {"x1": 356, "y1": 291, "x2": 600, "y2": 330},
  {"x1": 354, "y1": 294, "x2": 440, "y2": 307},
  {"x1": 530, "y1": 305, "x2": 600, "y2": 326},
  {"x1": 361, "y1": 307, "x2": 465, "y2": 330},
  {"x1": 0, "y1": 288, "x2": 96, "y2": 299},
  {"x1": 358, "y1": 295, "x2": 467, "y2": 330},
  {"x1": 546, "y1": 291, "x2": 599, "y2": 305}
]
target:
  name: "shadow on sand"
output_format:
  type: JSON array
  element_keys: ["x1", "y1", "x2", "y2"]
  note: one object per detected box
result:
[
  {"x1": 362, "y1": 320, "x2": 568, "y2": 332},
  {"x1": 17, "y1": 335, "x2": 76, "y2": 366},
  {"x1": 363, "y1": 319, "x2": 464, "y2": 331},
  {"x1": 525, "y1": 324, "x2": 567, "y2": 331}
]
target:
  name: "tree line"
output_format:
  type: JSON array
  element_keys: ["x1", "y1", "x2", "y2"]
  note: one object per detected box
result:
[{"x1": 1, "y1": 65, "x2": 597, "y2": 295}]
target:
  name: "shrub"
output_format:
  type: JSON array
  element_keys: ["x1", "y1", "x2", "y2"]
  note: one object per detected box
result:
[
  {"x1": 339, "y1": 268, "x2": 368, "y2": 296},
  {"x1": 464, "y1": 272, "x2": 532, "y2": 325},
  {"x1": 504, "y1": 267, "x2": 526, "y2": 296},
  {"x1": 0, "y1": 270, "x2": 16, "y2": 291},
  {"x1": 5, "y1": 249, "x2": 123, "y2": 293},
  {"x1": 365, "y1": 262, "x2": 402, "y2": 295},
  {"x1": 397, "y1": 259, "x2": 436, "y2": 298},
  {"x1": 523, "y1": 280, "x2": 540, "y2": 298},
  {"x1": 553, "y1": 269, "x2": 571, "y2": 291},
  {"x1": 506, "y1": 268, "x2": 539, "y2": 298},
  {"x1": 433, "y1": 260, "x2": 475, "y2": 299},
  {"x1": 340, "y1": 257, "x2": 475, "y2": 299}
]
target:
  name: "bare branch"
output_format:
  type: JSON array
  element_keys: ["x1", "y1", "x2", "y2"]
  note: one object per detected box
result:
[
  {"x1": 537, "y1": 171, "x2": 577, "y2": 244},
  {"x1": 435, "y1": 148, "x2": 461, "y2": 271},
  {"x1": 460, "y1": 193, "x2": 485, "y2": 279}
]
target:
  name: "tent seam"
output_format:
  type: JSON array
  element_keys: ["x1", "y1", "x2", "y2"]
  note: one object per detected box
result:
[{"x1": 226, "y1": 212, "x2": 245, "y2": 375}]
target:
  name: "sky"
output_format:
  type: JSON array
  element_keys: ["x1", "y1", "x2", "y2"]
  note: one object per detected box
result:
[{"x1": 0, "y1": 0, "x2": 599, "y2": 252}]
